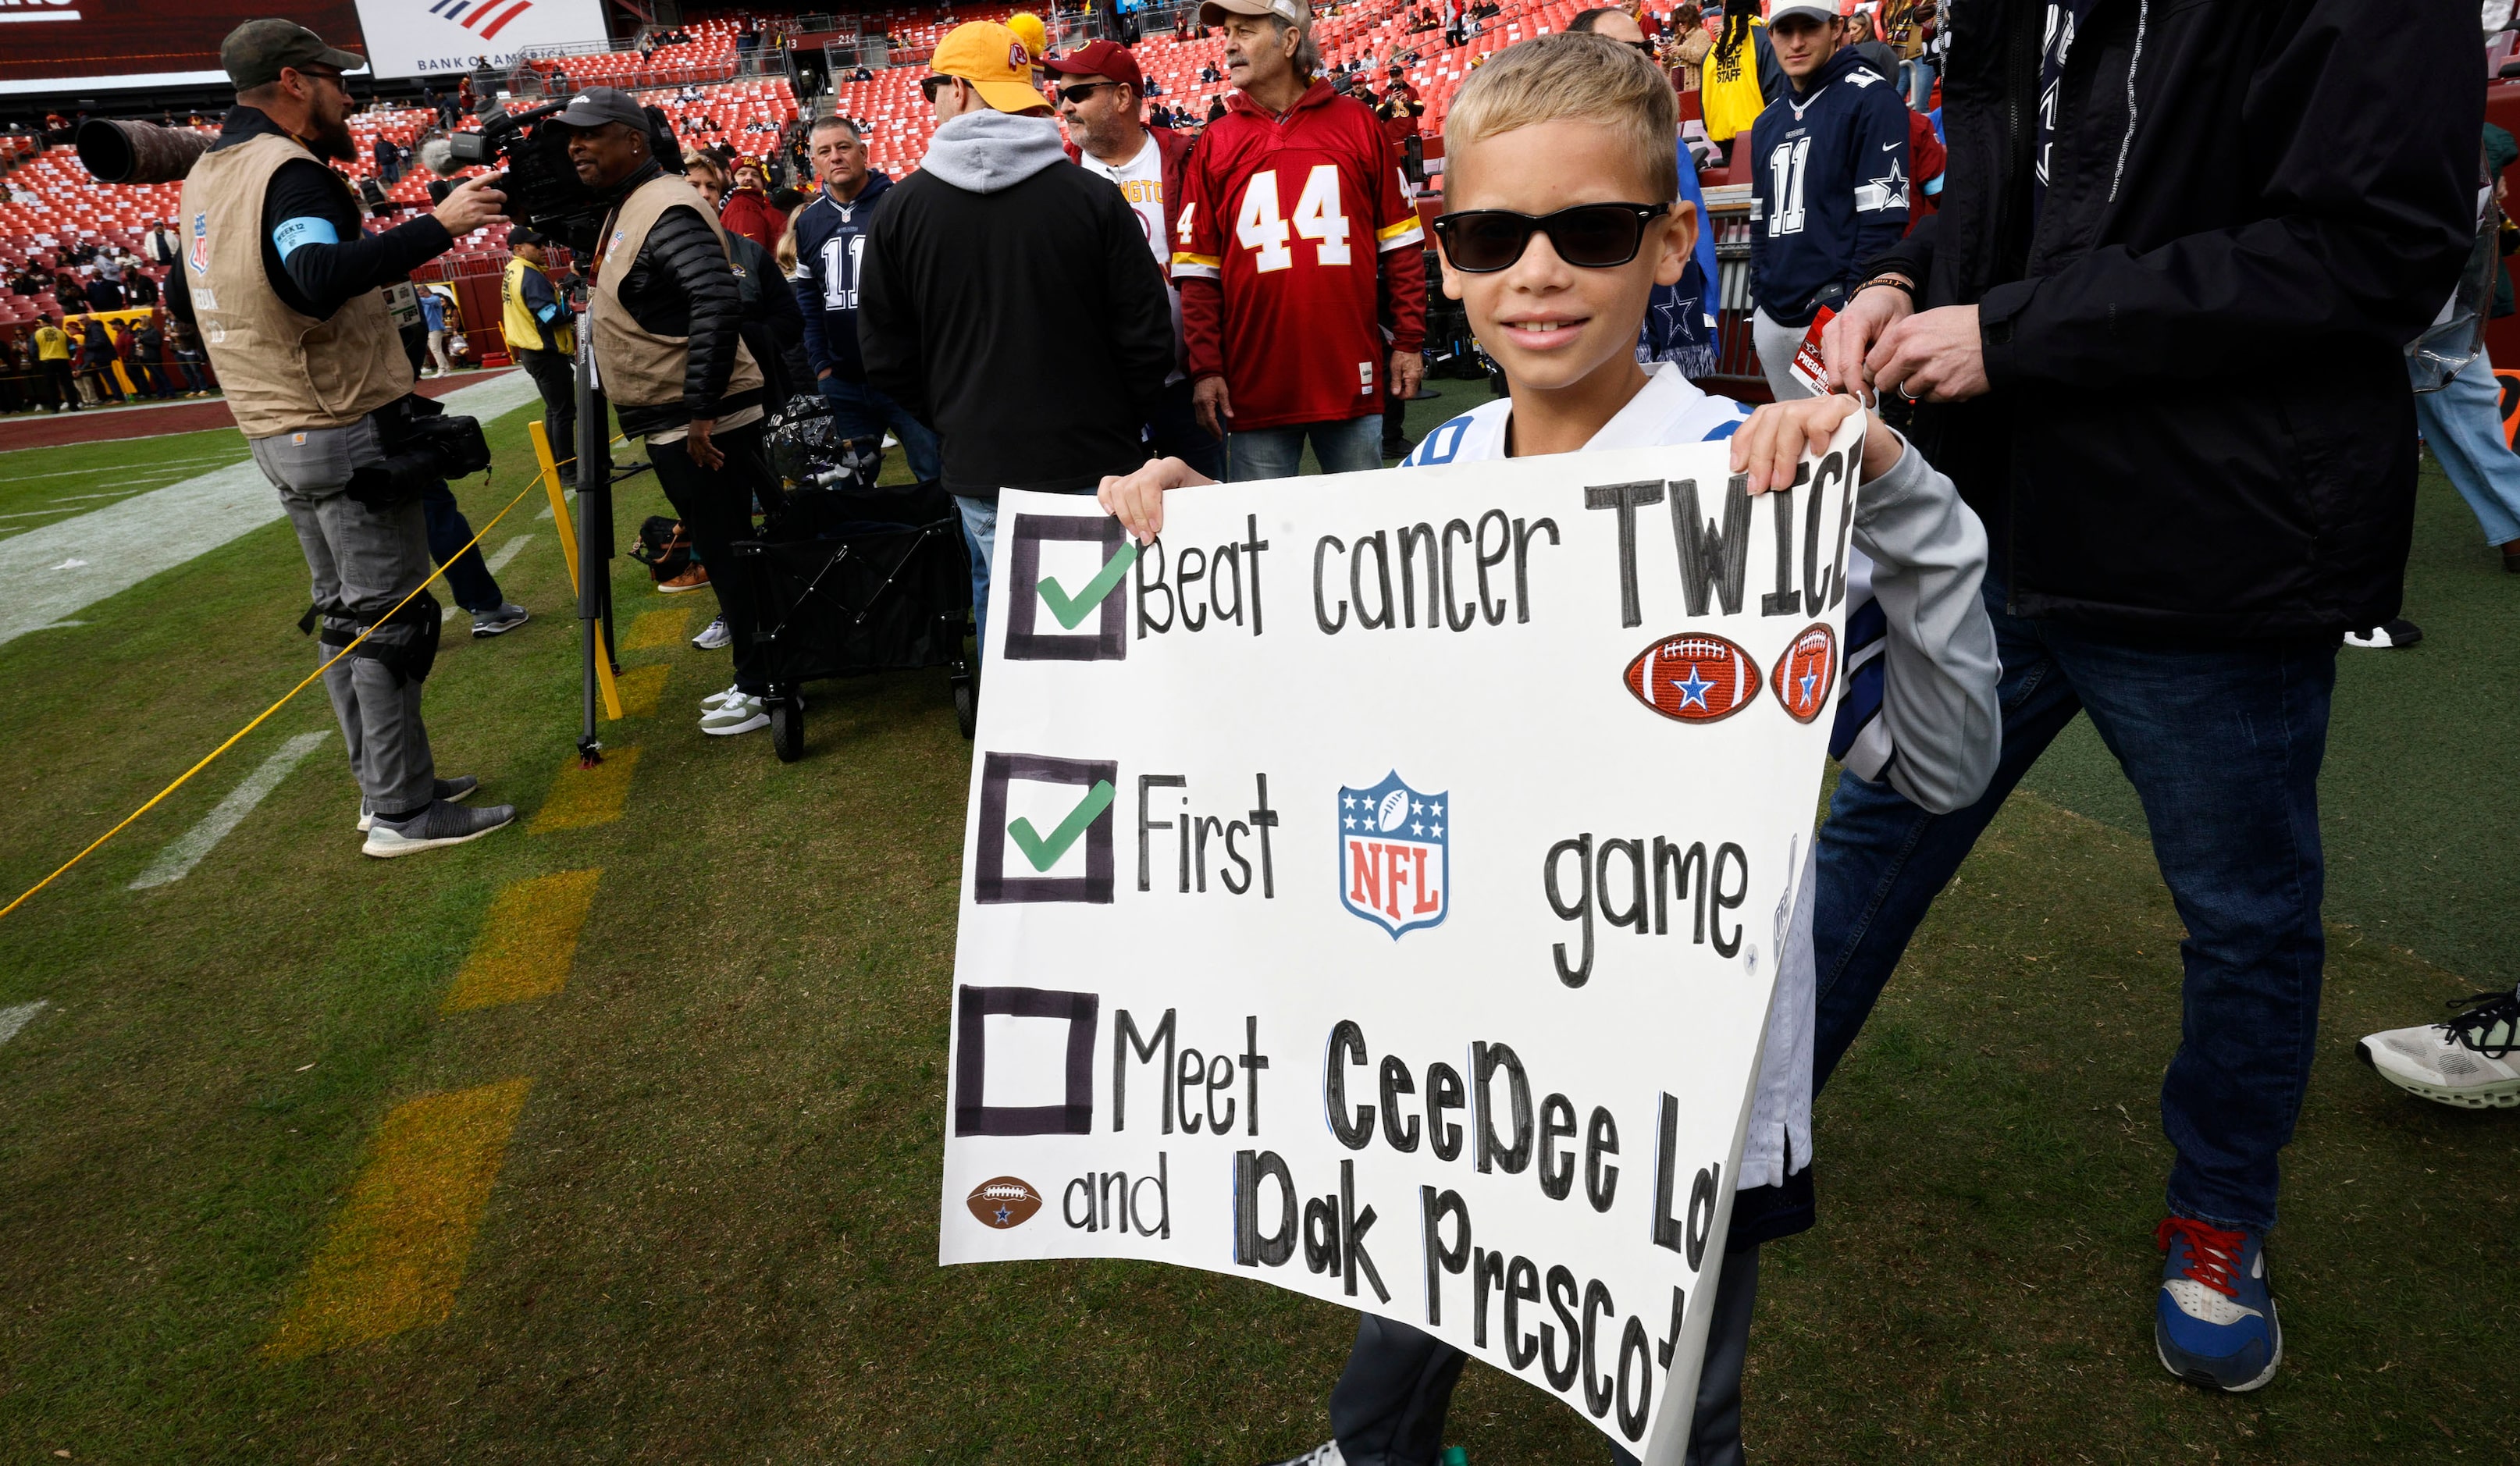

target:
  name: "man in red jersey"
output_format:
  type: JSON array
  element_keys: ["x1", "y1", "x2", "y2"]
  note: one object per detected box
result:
[{"x1": 1171, "y1": 0, "x2": 1426, "y2": 479}]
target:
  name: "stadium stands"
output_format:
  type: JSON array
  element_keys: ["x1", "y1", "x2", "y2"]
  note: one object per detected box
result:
[{"x1": 0, "y1": 0, "x2": 1607, "y2": 330}]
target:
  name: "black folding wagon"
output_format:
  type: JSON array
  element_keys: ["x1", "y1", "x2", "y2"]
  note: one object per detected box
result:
[{"x1": 730, "y1": 398, "x2": 976, "y2": 763}]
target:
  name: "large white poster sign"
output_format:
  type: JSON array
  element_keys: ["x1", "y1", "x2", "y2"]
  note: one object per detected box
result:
[
  {"x1": 941, "y1": 418, "x2": 1864, "y2": 1461},
  {"x1": 353, "y1": 0, "x2": 609, "y2": 77}
]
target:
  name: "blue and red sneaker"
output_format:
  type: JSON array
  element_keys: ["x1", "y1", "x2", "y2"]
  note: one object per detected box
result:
[{"x1": 2155, "y1": 1216, "x2": 2282, "y2": 1392}]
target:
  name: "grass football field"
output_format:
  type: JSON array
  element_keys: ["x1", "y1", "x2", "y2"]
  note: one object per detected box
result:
[{"x1": 0, "y1": 378, "x2": 2511, "y2": 1464}]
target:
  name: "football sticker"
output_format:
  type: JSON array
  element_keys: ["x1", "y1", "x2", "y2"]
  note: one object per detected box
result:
[
  {"x1": 1621, "y1": 632, "x2": 1761, "y2": 724},
  {"x1": 966, "y1": 1176, "x2": 1045, "y2": 1228},
  {"x1": 1770, "y1": 623, "x2": 1838, "y2": 724},
  {"x1": 1337, "y1": 771, "x2": 1448, "y2": 939}
]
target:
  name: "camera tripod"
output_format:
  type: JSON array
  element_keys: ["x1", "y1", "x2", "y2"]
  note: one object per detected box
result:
[{"x1": 570, "y1": 302, "x2": 650, "y2": 766}]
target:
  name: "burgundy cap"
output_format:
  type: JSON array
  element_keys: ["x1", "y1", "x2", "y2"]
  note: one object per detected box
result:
[{"x1": 1045, "y1": 38, "x2": 1144, "y2": 91}]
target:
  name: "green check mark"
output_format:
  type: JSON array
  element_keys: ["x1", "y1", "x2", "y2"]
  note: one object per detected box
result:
[
  {"x1": 1006, "y1": 779, "x2": 1116, "y2": 872},
  {"x1": 1035, "y1": 541, "x2": 1139, "y2": 630}
]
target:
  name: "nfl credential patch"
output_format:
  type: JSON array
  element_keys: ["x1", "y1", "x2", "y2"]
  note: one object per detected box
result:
[
  {"x1": 1337, "y1": 772, "x2": 1447, "y2": 938},
  {"x1": 188, "y1": 212, "x2": 210, "y2": 275}
]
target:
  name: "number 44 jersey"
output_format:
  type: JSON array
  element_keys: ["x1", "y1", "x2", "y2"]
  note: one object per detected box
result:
[{"x1": 1172, "y1": 80, "x2": 1425, "y2": 432}]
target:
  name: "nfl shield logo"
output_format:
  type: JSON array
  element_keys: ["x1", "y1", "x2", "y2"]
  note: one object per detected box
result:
[
  {"x1": 188, "y1": 212, "x2": 209, "y2": 275},
  {"x1": 1337, "y1": 772, "x2": 1448, "y2": 939}
]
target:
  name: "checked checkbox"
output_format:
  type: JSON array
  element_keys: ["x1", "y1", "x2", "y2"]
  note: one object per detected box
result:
[
  {"x1": 1004, "y1": 513, "x2": 1130, "y2": 662},
  {"x1": 973, "y1": 753, "x2": 1119, "y2": 904}
]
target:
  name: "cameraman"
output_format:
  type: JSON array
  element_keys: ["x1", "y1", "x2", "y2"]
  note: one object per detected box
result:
[
  {"x1": 168, "y1": 19, "x2": 518, "y2": 857},
  {"x1": 549, "y1": 87, "x2": 781, "y2": 739},
  {"x1": 501, "y1": 226, "x2": 578, "y2": 487}
]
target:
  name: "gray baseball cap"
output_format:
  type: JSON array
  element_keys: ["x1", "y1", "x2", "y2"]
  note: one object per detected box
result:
[
  {"x1": 221, "y1": 20, "x2": 366, "y2": 88},
  {"x1": 543, "y1": 87, "x2": 651, "y2": 133}
]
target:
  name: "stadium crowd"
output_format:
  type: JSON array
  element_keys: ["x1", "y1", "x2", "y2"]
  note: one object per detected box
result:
[{"x1": 11, "y1": 2, "x2": 2520, "y2": 1460}]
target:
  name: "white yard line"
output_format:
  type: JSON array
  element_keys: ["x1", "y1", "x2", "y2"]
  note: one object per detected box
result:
[
  {"x1": 129, "y1": 731, "x2": 333, "y2": 891},
  {"x1": 0, "y1": 457, "x2": 235, "y2": 482},
  {"x1": 484, "y1": 535, "x2": 533, "y2": 574},
  {"x1": 0, "y1": 372, "x2": 538, "y2": 649},
  {"x1": 533, "y1": 488, "x2": 577, "y2": 521},
  {"x1": 0, "y1": 1000, "x2": 49, "y2": 1048}
]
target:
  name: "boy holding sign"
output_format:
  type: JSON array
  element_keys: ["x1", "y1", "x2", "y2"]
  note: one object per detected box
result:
[{"x1": 1099, "y1": 31, "x2": 1998, "y2": 1466}]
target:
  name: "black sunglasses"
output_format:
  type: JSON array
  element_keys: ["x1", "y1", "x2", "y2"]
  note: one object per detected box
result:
[
  {"x1": 920, "y1": 74, "x2": 957, "y2": 101},
  {"x1": 1057, "y1": 80, "x2": 1121, "y2": 103},
  {"x1": 1430, "y1": 202, "x2": 1670, "y2": 272}
]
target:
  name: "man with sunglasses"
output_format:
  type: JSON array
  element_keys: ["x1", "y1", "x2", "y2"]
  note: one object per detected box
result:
[
  {"x1": 168, "y1": 19, "x2": 515, "y2": 856},
  {"x1": 1745, "y1": 0, "x2": 1906, "y2": 401},
  {"x1": 1170, "y1": 0, "x2": 1425, "y2": 480},
  {"x1": 1050, "y1": 38, "x2": 1222, "y2": 480}
]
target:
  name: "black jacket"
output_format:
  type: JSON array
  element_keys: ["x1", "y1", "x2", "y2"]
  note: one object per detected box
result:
[
  {"x1": 727, "y1": 229, "x2": 808, "y2": 407},
  {"x1": 1867, "y1": 0, "x2": 2478, "y2": 638},
  {"x1": 858, "y1": 114, "x2": 1173, "y2": 500},
  {"x1": 604, "y1": 161, "x2": 762, "y2": 439}
]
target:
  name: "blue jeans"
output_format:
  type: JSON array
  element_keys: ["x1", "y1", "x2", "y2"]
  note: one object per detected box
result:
[
  {"x1": 421, "y1": 481, "x2": 504, "y2": 614},
  {"x1": 1906, "y1": 55, "x2": 1938, "y2": 111},
  {"x1": 1812, "y1": 579, "x2": 2337, "y2": 1234},
  {"x1": 2413, "y1": 347, "x2": 2520, "y2": 546},
  {"x1": 1148, "y1": 376, "x2": 1224, "y2": 481},
  {"x1": 819, "y1": 373, "x2": 943, "y2": 485},
  {"x1": 954, "y1": 493, "x2": 997, "y2": 653},
  {"x1": 1225, "y1": 412, "x2": 1382, "y2": 481}
]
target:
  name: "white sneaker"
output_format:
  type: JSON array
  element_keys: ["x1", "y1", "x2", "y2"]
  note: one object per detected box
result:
[
  {"x1": 691, "y1": 614, "x2": 731, "y2": 650},
  {"x1": 356, "y1": 775, "x2": 478, "y2": 831},
  {"x1": 361, "y1": 798, "x2": 514, "y2": 857},
  {"x1": 2358, "y1": 987, "x2": 2520, "y2": 1108},
  {"x1": 700, "y1": 681, "x2": 742, "y2": 710},
  {"x1": 700, "y1": 692, "x2": 770, "y2": 736},
  {"x1": 2340, "y1": 617, "x2": 2422, "y2": 650},
  {"x1": 1262, "y1": 1445, "x2": 1347, "y2": 1466}
]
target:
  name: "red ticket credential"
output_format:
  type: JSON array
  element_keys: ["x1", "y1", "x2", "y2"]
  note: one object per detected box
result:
[{"x1": 1790, "y1": 305, "x2": 1835, "y2": 397}]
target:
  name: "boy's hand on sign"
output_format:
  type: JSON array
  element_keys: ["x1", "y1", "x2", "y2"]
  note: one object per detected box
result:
[
  {"x1": 1823, "y1": 280, "x2": 1912, "y2": 400},
  {"x1": 1732, "y1": 395, "x2": 1904, "y2": 493},
  {"x1": 1733, "y1": 395, "x2": 1859, "y2": 495},
  {"x1": 1098, "y1": 455, "x2": 1216, "y2": 544}
]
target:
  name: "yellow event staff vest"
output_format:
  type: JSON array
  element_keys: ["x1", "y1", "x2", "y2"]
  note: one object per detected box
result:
[
  {"x1": 589, "y1": 172, "x2": 762, "y2": 412},
  {"x1": 34, "y1": 326, "x2": 68, "y2": 361},
  {"x1": 177, "y1": 131, "x2": 413, "y2": 439},
  {"x1": 502, "y1": 254, "x2": 575, "y2": 358},
  {"x1": 1700, "y1": 21, "x2": 1769, "y2": 142}
]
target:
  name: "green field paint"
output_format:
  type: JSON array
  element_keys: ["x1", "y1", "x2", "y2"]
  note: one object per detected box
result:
[
  {"x1": 530, "y1": 748, "x2": 642, "y2": 833},
  {"x1": 443, "y1": 870, "x2": 603, "y2": 1012},
  {"x1": 614, "y1": 664, "x2": 669, "y2": 718},
  {"x1": 265, "y1": 1078, "x2": 532, "y2": 1360},
  {"x1": 621, "y1": 607, "x2": 694, "y2": 651}
]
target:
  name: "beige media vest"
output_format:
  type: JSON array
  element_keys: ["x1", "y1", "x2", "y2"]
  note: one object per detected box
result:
[
  {"x1": 178, "y1": 131, "x2": 414, "y2": 439},
  {"x1": 590, "y1": 172, "x2": 763, "y2": 413}
]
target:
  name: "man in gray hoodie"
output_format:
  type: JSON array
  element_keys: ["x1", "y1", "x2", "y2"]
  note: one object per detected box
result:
[{"x1": 859, "y1": 19, "x2": 1176, "y2": 646}]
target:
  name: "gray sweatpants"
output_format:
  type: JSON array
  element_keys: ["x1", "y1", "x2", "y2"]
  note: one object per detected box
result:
[
  {"x1": 249, "y1": 414, "x2": 439, "y2": 814},
  {"x1": 1751, "y1": 308, "x2": 1817, "y2": 405}
]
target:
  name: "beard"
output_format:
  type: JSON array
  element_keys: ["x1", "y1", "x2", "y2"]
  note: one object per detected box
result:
[{"x1": 304, "y1": 108, "x2": 357, "y2": 163}]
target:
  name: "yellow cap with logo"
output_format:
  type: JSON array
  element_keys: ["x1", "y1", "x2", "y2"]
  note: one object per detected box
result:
[{"x1": 931, "y1": 22, "x2": 1049, "y2": 112}]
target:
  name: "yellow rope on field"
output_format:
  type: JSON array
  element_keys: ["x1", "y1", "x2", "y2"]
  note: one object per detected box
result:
[{"x1": 0, "y1": 469, "x2": 547, "y2": 926}]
